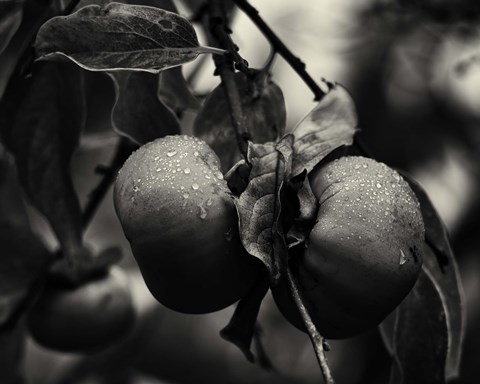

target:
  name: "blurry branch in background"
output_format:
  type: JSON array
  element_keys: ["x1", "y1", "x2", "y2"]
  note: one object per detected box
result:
[
  {"x1": 207, "y1": 0, "x2": 252, "y2": 159},
  {"x1": 233, "y1": 0, "x2": 326, "y2": 102}
]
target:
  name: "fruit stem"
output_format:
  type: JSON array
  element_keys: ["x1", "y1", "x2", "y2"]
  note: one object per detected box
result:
[
  {"x1": 233, "y1": 0, "x2": 327, "y2": 102},
  {"x1": 207, "y1": 0, "x2": 251, "y2": 159},
  {"x1": 82, "y1": 138, "x2": 137, "y2": 228},
  {"x1": 285, "y1": 265, "x2": 335, "y2": 384}
]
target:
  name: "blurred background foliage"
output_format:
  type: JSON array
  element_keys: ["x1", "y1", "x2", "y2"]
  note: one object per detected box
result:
[{"x1": 3, "y1": 0, "x2": 480, "y2": 383}]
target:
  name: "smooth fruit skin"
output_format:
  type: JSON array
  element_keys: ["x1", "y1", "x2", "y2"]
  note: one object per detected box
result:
[
  {"x1": 27, "y1": 268, "x2": 135, "y2": 353},
  {"x1": 114, "y1": 135, "x2": 259, "y2": 314},
  {"x1": 274, "y1": 156, "x2": 424, "y2": 339}
]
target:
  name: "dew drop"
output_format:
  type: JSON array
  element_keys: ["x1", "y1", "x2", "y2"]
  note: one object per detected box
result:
[
  {"x1": 194, "y1": 151, "x2": 199, "y2": 157},
  {"x1": 192, "y1": 183, "x2": 199, "y2": 190},
  {"x1": 215, "y1": 171, "x2": 224, "y2": 180},
  {"x1": 198, "y1": 205, "x2": 208, "y2": 219},
  {"x1": 183, "y1": 192, "x2": 189, "y2": 199},
  {"x1": 184, "y1": 168, "x2": 191, "y2": 174},
  {"x1": 399, "y1": 249, "x2": 407, "y2": 265},
  {"x1": 206, "y1": 198, "x2": 213, "y2": 206},
  {"x1": 376, "y1": 183, "x2": 382, "y2": 188},
  {"x1": 354, "y1": 164, "x2": 361, "y2": 170},
  {"x1": 363, "y1": 164, "x2": 368, "y2": 168},
  {"x1": 167, "y1": 150, "x2": 177, "y2": 157}
]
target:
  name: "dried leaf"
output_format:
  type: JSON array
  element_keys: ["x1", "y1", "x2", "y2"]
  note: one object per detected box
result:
[
  {"x1": 401, "y1": 172, "x2": 465, "y2": 379},
  {"x1": 110, "y1": 71, "x2": 180, "y2": 145},
  {"x1": 35, "y1": 3, "x2": 224, "y2": 73},
  {"x1": 194, "y1": 71, "x2": 286, "y2": 172},
  {"x1": 0, "y1": 0, "x2": 24, "y2": 55},
  {"x1": 1, "y1": 61, "x2": 86, "y2": 260},
  {"x1": 389, "y1": 268, "x2": 449, "y2": 384},
  {"x1": 235, "y1": 135, "x2": 293, "y2": 282},
  {"x1": 291, "y1": 84, "x2": 357, "y2": 176},
  {"x1": 158, "y1": 66, "x2": 201, "y2": 113}
]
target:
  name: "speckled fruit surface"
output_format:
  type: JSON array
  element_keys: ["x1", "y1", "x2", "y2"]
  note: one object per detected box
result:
[
  {"x1": 114, "y1": 135, "x2": 259, "y2": 314},
  {"x1": 274, "y1": 156, "x2": 425, "y2": 338}
]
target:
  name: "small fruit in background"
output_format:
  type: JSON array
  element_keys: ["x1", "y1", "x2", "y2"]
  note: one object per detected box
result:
[
  {"x1": 114, "y1": 135, "x2": 260, "y2": 314},
  {"x1": 274, "y1": 156, "x2": 424, "y2": 338},
  {"x1": 27, "y1": 267, "x2": 135, "y2": 353}
]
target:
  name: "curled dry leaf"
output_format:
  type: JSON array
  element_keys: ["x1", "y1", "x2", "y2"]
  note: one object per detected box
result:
[
  {"x1": 290, "y1": 83, "x2": 357, "y2": 177},
  {"x1": 35, "y1": 2, "x2": 224, "y2": 73}
]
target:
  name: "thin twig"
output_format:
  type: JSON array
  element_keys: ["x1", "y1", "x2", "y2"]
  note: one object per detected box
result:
[
  {"x1": 82, "y1": 138, "x2": 136, "y2": 228},
  {"x1": 207, "y1": 0, "x2": 251, "y2": 158},
  {"x1": 233, "y1": 0, "x2": 326, "y2": 101},
  {"x1": 285, "y1": 266, "x2": 335, "y2": 384}
]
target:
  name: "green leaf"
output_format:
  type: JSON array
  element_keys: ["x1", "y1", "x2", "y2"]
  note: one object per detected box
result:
[
  {"x1": 158, "y1": 66, "x2": 201, "y2": 113},
  {"x1": 401, "y1": 173, "x2": 465, "y2": 380},
  {"x1": 0, "y1": 147, "x2": 52, "y2": 329},
  {"x1": 35, "y1": 3, "x2": 224, "y2": 73},
  {"x1": 110, "y1": 72, "x2": 181, "y2": 144},
  {"x1": 290, "y1": 83, "x2": 357, "y2": 176},
  {"x1": 194, "y1": 71, "x2": 286, "y2": 172},
  {"x1": 0, "y1": 0, "x2": 24, "y2": 55},
  {"x1": 0, "y1": 61, "x2": 86, "y2": 261},
  {"x1": 388, "y1": 268, "x2": 449, "y2": 384}
]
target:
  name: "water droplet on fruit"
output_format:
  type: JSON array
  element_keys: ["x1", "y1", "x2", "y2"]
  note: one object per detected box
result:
[
  {"x1": 206, "y1": 198, "x2": 212, "y2": 206},
  {"x1": 183, "y1": 193, "x2": 189, "y2": 199},
  {"x1": 363, "y1": 164, "x2": 368, "y2": 168},
  {"x1": 194, "y1": 151, "x2": 199, "y2": 157},
  {"x1": 192, "y1": 183, "x2": 199, "y2": 190},
  {"x1": 215, "y1": 171, "x2": 224, "y2": 180},
  {"x1": 376, "y1": 183, "x2": 382, "y2": 188},
  {"x1": 198, "y1": 205, "x2": 208, "y2": 219},
  {"x1": 133, "y1": 186, "x2": 139, "y2": 192},
  {"x1": 184, "y1": 168, "x2": 191, "y2": 174},
  {"x1": 167, "y1": 150, "x2": 177, "y2": 157},
  {"x1": 354, "y1": 164, "x2": 360, "y2": 170},
  {"x1": 399, "y1": 249, "x2": 407, "y2": 265}
]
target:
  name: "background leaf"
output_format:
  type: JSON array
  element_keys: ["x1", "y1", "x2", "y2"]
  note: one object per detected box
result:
[
  {"x1": 0, "y1": 147, "x2": 52, "y2": 329},
  {"x1": 110, "y1": 71, "x2": 181, "y2": 145},
  {"x1": 194, "y1": 71, "x2": 286, "y2": 172},
  {"x1": 0, "y1": 0, "x2": 24, "y2": 55},
  {"x1": 388, "y1": 268, "x2": 449, "y2": 384},
  {"x1": 158, "y1": 66, "x2": 201, "y2": 113},
  {"x1": 1, "y1": 61, "x2": 86, "y2": 260},
  {"x1": 401, "y1": 172, "x2": 465, "y2": 380},
  {"x1": 290, "y1": 84, "x2": 357, "y2": 176},
  {"x1": 35, "y1": 2, "x2": 223, "y2": 73}
]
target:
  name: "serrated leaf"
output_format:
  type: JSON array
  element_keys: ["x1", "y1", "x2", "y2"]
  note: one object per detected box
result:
[
  {"x1": 401, "y1": 172, "x2": 465, "y2": 380},
  {"x1": 0, "y1": 0, "x2": 24, "y2": 55},
  {"x1": 291, "y1": 84, "x2": 357, "y2": 176},
  {"x1": 235, "y1": 135, "x2": 293, "y2": 282},
  {"x1": 389, "y1": 268, "x2": 449, "y2": 384},
  {"x1": 110, "y1": 71, "x2": 180, "y2": 145},
  {"x1": 1, "y1": 61, "x2": 86, "y2": 261},
  {"x1": 194, "y1": 71, "x2": 286, "y2": 172},
  {"x1": 35, "y1": 3, "x2": 224, "y2": 73},
  {"x1": 158, "y1": 66, "x2": 201, "y2": 113}
]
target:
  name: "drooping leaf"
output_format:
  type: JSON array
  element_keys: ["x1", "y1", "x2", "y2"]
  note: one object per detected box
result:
[
  {"x1": 158, "y1": 66, "x2": 201, "y2": 113},
  {"x1": 401, "y1": 172, "x2": 465, "y2": 380},
  {"x1": 389, "y1": 268, "x2": 449, "y2": 384},
  {"x1": 194, "y1": 71, "x2": 286, "y2": 172},
  {"x1": 290, "y1": 84, "x2": 357, "y2": 176},
  {"x1": 220, "y1": 273, "x2": 269, "y2": 363},
  {"x1": 0, "y1": 0, "x2": 24, "y2": 55},
  {"x1": 35, "y1": 3, "x2": 224, "y2": 73},
  {"x1": 235, "y1": 135, "x2": 293, "y2": 283},
  {"x1": 0, "y1": 147, "x2": 52, "y2": 329},
  {"x1": 0, "y1": 61, "x2": 86, "y2": 261},
  {"x1": 110, "y1": 71, "x2": 180, "y2": 145}
]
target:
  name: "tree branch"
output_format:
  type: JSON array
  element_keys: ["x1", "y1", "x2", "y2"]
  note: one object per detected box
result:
[
  {"x1": 82, "y1": 138, "x2": 136, "y2": 228},
  {"x1": 207, "y1": 0, "x2": 251, "y2": 159},
  {"x1": 286, "y1": 265, "x2": 335, "y2": 384},
  {"x1": 233, "y1": 0, "x2": 326, "y2": 101}
]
